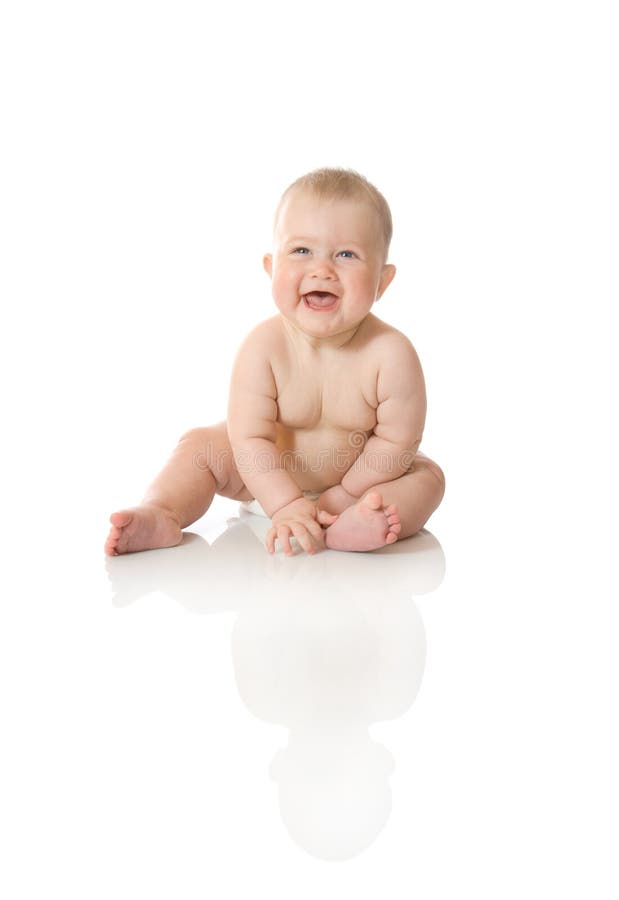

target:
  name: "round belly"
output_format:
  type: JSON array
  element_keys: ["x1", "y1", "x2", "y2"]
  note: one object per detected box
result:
[{"x1": 275, "y1": 426, "x2": 369, "y2": 491}]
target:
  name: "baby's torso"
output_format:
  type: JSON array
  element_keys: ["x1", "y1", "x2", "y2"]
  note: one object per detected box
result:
[{"x1": 268, "y1": 317, "x2": 384, "y2": 491}]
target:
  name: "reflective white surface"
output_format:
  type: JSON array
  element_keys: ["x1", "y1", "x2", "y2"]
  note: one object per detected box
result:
[
  {"x1": 109, "y1": 512, "x2": 441, "y2": 862},
  {"x1": 2, "y1": 488, "x2": 617, "y2": 896}
]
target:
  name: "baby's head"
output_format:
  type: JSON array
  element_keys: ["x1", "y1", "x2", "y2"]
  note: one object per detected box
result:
[
  {"x1": 265, "y1": 168, "x2": 396, "y2": 338},
  {"x1": 273, "y1": 168, "x2": 393, "y2": 264}
]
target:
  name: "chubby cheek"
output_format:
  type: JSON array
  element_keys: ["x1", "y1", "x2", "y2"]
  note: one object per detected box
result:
[
  {"x1": 347, "y1": 273, "x2": 378, "y2": 304},
  {"x1": 271, "y1": 268, "x2": 300, "y2": 303}
]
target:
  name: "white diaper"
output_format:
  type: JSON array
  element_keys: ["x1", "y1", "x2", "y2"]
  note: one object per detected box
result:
[{"x1": 239, "y1": 490, "x2": 322, "y2": 519}]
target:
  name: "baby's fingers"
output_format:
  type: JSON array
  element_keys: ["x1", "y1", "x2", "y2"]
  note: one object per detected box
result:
[
  {"x1": 265, "y1": 521, "x2": 319, "y2": 556},
  {"x1": 301, "y1": 516, "x2": 329, "y2": 545},
  {"x1": 316, "y1": 509, "x2": 339, "y2": 527},
  {"x1": 266, "y1": 526, "x2": 276, "y2": 554},
  {"x1": 266, "y1": 523, "x2": 293, "y2": 555},
  {"x1": 288, "y1": 522, "x2": 318, "y2": 555}
]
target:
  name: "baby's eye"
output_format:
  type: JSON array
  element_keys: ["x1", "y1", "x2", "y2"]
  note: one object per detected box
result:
[
  {"x1": 292, "y1": 247, "x2": 310, "y2": 255},
  {"x1": 337, "y1": 250, "x2": 356, "y2": 259}
]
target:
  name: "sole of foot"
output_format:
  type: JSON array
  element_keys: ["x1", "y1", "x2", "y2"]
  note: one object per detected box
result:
[
  {"x1": 324, "y1": 491, "x2": 402, "y2": 552},
  {"x1": 104, "y1": 505, "x2": 183, "y2": 556}
]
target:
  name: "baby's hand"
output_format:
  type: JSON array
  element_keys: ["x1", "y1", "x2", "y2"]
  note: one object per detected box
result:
[
  {"x1": 315, "y1": 484, "x2": 360, "y2": 515},
  {"x1": 266, "y1": 498, "x2": 338, "y2": 556}
]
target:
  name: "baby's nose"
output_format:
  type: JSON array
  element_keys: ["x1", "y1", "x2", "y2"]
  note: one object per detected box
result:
[{"x1": 310, "y1": 256, "x2": 336, "y2": 278}]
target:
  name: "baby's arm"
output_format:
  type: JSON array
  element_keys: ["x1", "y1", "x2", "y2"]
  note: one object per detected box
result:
[
  {"x1": 227, "y1": 325, "x2": 302, "y2": 515},
  {"x1": 227, "y1": 325, "x2": 336, "y2": 554},
  {"x1": 340, "y1": 333, "x2": 427, "y2": 498}
]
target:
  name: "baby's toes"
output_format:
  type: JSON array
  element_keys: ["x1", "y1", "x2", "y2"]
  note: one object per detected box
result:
[
  {"x1": 364, "y1": 492, "x2": 384, "y2": 510},
  {"x1": 385, "y1": 505, "x2": 401, "y2": 538},
  {"x1": 385, "y1": 505, "x2": 401, "y2": 528}
]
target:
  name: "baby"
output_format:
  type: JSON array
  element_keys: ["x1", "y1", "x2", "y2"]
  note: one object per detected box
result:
[{"x1": 105, "y1": 168, "x2": 445, "y2": 557}]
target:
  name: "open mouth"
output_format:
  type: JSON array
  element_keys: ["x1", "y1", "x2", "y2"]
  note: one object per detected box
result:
[{"x1": 303, "y1": 291, "x2": 339, "y2": 311}]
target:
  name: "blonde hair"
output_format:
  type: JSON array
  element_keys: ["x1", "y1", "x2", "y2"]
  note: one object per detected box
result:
[{"x1": 275, "y1": 167, "x2": 393, "y2": 259}]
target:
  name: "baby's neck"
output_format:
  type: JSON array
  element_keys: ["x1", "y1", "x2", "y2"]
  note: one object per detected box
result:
[{"x1": 280, "y1": 315, "x2": 371, "y2": 352}]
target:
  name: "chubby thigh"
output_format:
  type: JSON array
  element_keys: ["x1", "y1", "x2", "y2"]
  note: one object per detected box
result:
[
  {"x1": 189, "y1": 422, "x2": 254, "y2": 502},
  {"x1": 188, "y1": 422, "x2": 439, "y2": 509}
]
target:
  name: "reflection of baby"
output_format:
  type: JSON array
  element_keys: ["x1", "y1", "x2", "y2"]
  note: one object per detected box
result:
[
  {"x1": 105, "y1": 168, "x2": 445, "y2": 558},
  {"x1": 230, "y1": 528, "x2": 430, "y2": 861},
  {"x1": 269, "y1": 732, "x2": 395, "y2": 862},
  {"x1": 108, "y1": 514, "x2": 440, "y2": 861}
]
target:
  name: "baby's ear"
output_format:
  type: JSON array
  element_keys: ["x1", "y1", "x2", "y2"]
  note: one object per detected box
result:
[
  {"x1": 377, "y1": 263, "x2": 396, "y2": 299},
  {"x1": 263, "y1": 253, "x2": 273, "y2": 277}
]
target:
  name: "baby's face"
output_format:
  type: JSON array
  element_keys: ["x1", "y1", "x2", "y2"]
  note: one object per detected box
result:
[{"x1": 264, "y1": 189, "x2": 395, "y2": 342}]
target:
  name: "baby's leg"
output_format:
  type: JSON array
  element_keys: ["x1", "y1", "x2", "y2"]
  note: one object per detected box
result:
[
  {"x1": 321, "y1": 453, "x2": 445, "y2": 552},
  {"x1": 105, "y1": 422, "x2": 252, "y2": 555}
]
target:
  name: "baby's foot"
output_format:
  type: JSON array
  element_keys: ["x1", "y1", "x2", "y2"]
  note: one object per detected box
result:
[
  {"x1": 324, "y1": 492, "x2": 402, "y2": 552},
  {"x1": 104, "y1": 504, "x2": 182, "y2": 556}
]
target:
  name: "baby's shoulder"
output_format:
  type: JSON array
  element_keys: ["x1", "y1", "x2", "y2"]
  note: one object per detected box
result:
[
  {"x1": 361, "y1": 314, "x2": 419, "y2": 360},
  {"x1": 237, "y1": 315, "x2": 286, "y2": 355}
]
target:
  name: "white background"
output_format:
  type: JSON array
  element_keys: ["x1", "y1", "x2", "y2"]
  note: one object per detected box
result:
[{"x1": 1, "y1": 0, "x2": 617, "y2": 896}]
